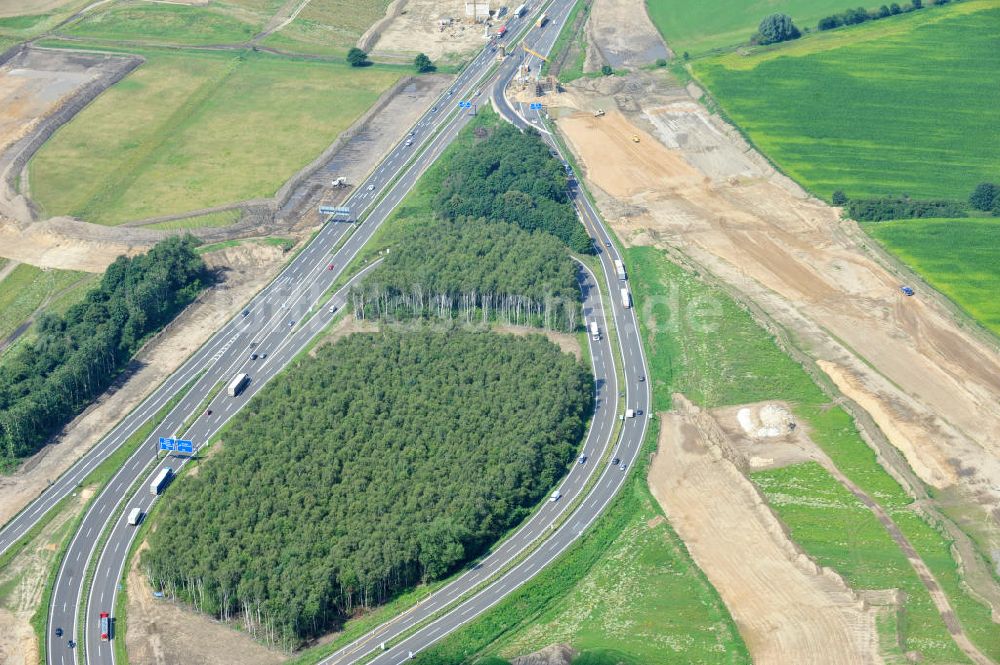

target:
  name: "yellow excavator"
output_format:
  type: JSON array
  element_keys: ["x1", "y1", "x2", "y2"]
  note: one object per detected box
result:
[{"x1": 521, "y1": 42, "x2": 549, "y2": 62}]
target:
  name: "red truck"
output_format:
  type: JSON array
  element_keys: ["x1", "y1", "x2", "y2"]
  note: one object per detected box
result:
[
  {"x1": 496, "y1": 24, "x2": 507, "y2": 37},
  {"x1": 99, "y1": 611, "x2": 110, "y2": 641}
]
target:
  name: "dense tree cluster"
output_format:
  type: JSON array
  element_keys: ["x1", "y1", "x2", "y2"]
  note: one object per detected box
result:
[
  {"x1": 142, "y1": 331, "x2": 592, "y2": 648},
  {"x1": 846, "y1": 196, "x2": 967, "y2": 221},
  {"x1": 817, "y1": 1, "x2": 923, "y2": 30},
  {"x1": 753, "y1": 13, "x2": 800, "y2": 45},
  {"x1": 0, "y1": 237, "x2": 206, "y2": 468},
  {"x1": 434, "y1": 123, "x2": 592, "y2": 253},
  {"x1": 969, "y1": 182, "x2": 1000, "y2": 214},
  {"x1": 353, "y1": 219, "x2": 580, "y2": 330}
]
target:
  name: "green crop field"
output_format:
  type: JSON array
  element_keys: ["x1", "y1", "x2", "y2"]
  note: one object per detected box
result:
[
  {"x1": 263, "y1": 0, "x2": 391, "y2": 56},
  {"x1": 867, "y1": 217, "x2": 1000, "y2": 337},
  {"x1": 692, "y1": 1, "x2": 1000, "y2": 202},
  {"x1": 625, "y1": 246, "x2": 999, "y2": 660},
  {"x1": 0, "y1": 264, "x2": 92, "y2": 351},
  {"x1": 29, "y1": 49, "x2": 401, "y2": 225},
  {"x1": 645, "y1": 0, "x2": 847, "y2": 55}
]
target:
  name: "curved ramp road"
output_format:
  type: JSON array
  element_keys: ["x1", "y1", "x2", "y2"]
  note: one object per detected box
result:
[{"x1": 16, "y1": 2, "x2": 600, "y2": 664}]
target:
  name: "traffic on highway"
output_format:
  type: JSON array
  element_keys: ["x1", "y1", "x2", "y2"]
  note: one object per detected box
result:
[{"x1": 0, "y1": 1, "x2": 652, "y2": 664}]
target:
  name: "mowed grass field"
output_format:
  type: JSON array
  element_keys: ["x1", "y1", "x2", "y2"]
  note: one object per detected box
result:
[
  {"x1": 867, "y1": 218, "x2": 1000, "y2": 337},
  {"x1": 645, "y1": 0, "x2": 847, "y2": 55},
  {"x1": 263, "y1": 0, "x2": 391, "y2": 57},
  {"x1": 29, "y1": 49, "x2": 401, "y2": 225},
  {"x1": 692, "y1": 1, "x2": 1000, "y2": 202},
  {"x1": 0, "y1": 263, "x2": 94, "y2": 351},
  {"x1": 62, "y1": 2, "x2": 260, "y2": 46}
]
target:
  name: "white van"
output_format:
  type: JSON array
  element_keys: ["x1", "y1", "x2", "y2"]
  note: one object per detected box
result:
[{"x1": 550, "y1": 490, "x2": 561, "y2": 502}]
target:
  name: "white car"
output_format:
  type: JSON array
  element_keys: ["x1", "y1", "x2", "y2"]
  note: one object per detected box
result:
[{"x1": 550, "y1": 490, "x2": 561, "y2": 502}]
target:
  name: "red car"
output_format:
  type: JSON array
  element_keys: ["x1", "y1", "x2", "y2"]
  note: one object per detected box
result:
[
  {"x1": 99, "y1": 612, "x2": 110, "y2": 641},
  {"x1": 327, "y1": 263, "x2": 335, "y2": 271}
]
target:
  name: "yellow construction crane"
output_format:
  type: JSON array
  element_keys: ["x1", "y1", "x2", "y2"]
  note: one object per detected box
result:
[{"x1": 521, "y1": 42, "x2": 548, "y2": 62}]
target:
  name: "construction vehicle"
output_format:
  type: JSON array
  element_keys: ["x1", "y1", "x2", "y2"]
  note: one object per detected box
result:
[
  {"x1": 331, "y1": 176, "x2": 347, "y2": 187},
  {"x1": 631, "y1": 135, "x2": 640, "y2": 143},
  {"x1": 593, "y1": 108, "x2": 605, "y2": 117}
]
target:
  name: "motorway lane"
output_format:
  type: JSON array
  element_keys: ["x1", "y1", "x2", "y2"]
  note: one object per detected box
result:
[
  {"x1": 65, "y1": 7, "x2": 557, "y2": 663},
  {"x1": 328, "y1": 3, "x2": 652, "y2": 663}
]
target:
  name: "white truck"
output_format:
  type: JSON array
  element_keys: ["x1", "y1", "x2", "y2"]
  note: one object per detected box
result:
[
  {"x1": 614, "y1": 259, "x2": 627, "y2": 281},
  {"x1": 621, "y1": 287, "x2": 631, "y2": 309},
  {"x1": 589, "y1": 320, "x2": 600, "y2": 341},
  {"x1": 514, "y1": 3, "x2": 527, "y2": 17},
  {"x1": 227, "y1": 372, "x2": 250, "y2": 397},
  {"x1": 149, "y1": 468, "x2": 172, "y2": 496},
  {"x1": 127, "y1": 507, "x2": 143, "y2": 526}
]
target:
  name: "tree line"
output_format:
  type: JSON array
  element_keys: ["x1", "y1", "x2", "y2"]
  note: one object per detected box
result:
[
  {"x1": 818, "y1": 0, "x2": 929, "y2": 30},
  {"x1": 142, "y1": 331, "x2": 592, "y2": 648},
  {"x1": 0, "y1": 237, "x2": 206, "y2": 469},
  {"x1": 353, "y1": 219, "x2": 581, "y2": 331},
  {"x1": 434, "y1": 122, "x2": 593, "y2": 254}
]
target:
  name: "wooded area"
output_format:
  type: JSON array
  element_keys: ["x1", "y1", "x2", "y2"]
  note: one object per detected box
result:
[
  {"x1": 434, "y1": 122, "x2": 592, "y2": 254},
  {"x1": 353, "y1": 219, "x2": 581, "y2": 331},
  {"x1": 0, "y1": 237, "x2": 206, "y2": 469},
  {"x1": 142, "y1": 331, "x2": 592, "y2": 648}
]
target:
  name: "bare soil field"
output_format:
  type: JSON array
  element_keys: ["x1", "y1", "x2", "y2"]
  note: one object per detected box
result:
[
  {"x1": 126, "y1": 540, "x2": 285, "y2": 665},
  {"x1": 372, "y1": 0, "x2": 488, "y2": 61},
  {"x1": 0, "y1": 487, "x2": 92, "y2": 665},
  {"x1": 552, "y1": 71, "x2": 1000, "y2": 566},
  {"x1": 0, "y1": 241, "x2": 291, "y2": 527},
  {"x1": 649, "y1": 397, "x2": 883, "y2": 664},
  {"x1": 583, "y1": 0, "x2": 669, "y2": 72},
  {"x1": 0, "y1": 0, "x2": 78, "y2": 18}
]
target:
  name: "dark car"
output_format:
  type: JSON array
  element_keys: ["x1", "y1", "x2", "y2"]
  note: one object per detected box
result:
[
  {"x1": 55, "y1": 628, "x2": 63, "y2": 637},
  {"x1": 205, "y1": 409, "x2": 212, "y2": 416},
  {"x1": 250, "y1": 353, "x2": 258, "y2": 361},
  {"x1": 612, "y1": 457, "x2": 621, "y2": 466},
  {"x1": 639, "y1": 375, "x2": 645, "y2": 382},
  {"x1": 242, "y1": 309, "x2": 250, "y2": 317}
]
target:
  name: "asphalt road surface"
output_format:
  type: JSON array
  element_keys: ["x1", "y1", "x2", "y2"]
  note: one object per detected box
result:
[{"x1": 0, "y1": 0, "x2": 650, "y2": 663}]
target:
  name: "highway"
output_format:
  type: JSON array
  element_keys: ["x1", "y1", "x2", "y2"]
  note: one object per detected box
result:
[{"x1": 0, "y1": 1, "x2": 651, "y2": 663}]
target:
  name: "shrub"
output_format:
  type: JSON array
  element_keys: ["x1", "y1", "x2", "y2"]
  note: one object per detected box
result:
[
  {"x1": 347, "y1": 47, "x2": 368, "y2": 67},
  {"x1": 414, "y1": 52, "x2": 434, "y2": 73},
  {"x1": 969, "y1": 182, "x2": 998, "y2": 211},
  {"x1": 832, "y1": 190, "x2": 849, "y2": 205}
]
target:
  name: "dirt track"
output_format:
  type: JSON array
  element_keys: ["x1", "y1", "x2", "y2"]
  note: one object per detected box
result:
[
  {"x1": 649, "y1": 397, "x2": 883, "y2": 664},
  {"x1": 553, "y1": 74, "x2": 1000, "y2": 576}
]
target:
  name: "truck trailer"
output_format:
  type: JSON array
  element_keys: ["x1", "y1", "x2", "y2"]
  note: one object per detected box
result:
[
  {"x1": 227, "y1": 372, "x2": 250, "y2": 397},
  {"x1": 614, "y1": 259, "x2": 626, "y2": 281},
  {"x1": 514, "y1": 3, "x2": 527, "y2": 17},
  {"x1": 127, "y1": 507, "x2": 143, "y2": 526},
  {"x1": 149, "y1": 468, "x2": 172, "y2": 495},
  {"x1": 621, "y1": 287, "x2": 631, "y2": 309}
]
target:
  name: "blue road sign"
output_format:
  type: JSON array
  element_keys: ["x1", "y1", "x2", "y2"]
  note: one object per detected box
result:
[
  {"x1": 529, "y1": 102, "x2": 543, "y2": 110},
  {"x1": 176, "y1": 440, "x2": 194, "y2": 454},
  {"x1": 458, "y1": 101, "x2": 472, "y2": 108},
  {"x1": 158, "y1": 437, "x2": 175, "y2": 451},
  {"x1": 318, "y1": 206, "x2": 338, "y2": 215}
]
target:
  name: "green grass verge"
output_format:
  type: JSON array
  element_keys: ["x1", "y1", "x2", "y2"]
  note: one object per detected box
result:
[
  {"x1": 413, "y1": 421, "x2": 750, "y2": 664},
  {"x1": 0, "y1": 264, "x2": 92, "y2": 349},
  {"x1": 753, "y1": 462, "x2": 963, "y2": 661},
  {"x1": 865, "y1": 217, "x2": 1000, "y2": 338},
  {"x1": 29, "y1": 495, "x2": 82, "y2": 665},
  {"x1": 644, "y1": 0, "x2": 848, "y2": 56},
  {"x1": 691, "y1": 1, "x2": 1000, "y2": 202},
  {"x1": 543, "y1": 0, "x2": 589, "y2": 82},
  {"x1": 626, "y1": 244, "x2": 1000, "y2": 660},
  {"x1": 195, "y1": 235, "x2": 295, "y2": 255},
  {"x1": 29, "y1": 48, "x2": 403, "y2": 225}
]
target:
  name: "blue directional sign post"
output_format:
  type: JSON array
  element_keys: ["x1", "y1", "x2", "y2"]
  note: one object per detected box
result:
[
  {"x1": 158, "y1": 437, "x2": 175, "y2": 452},
  {"x1": 529, "y1": 102, "x2": 543, "y2": 110},
  {"x1": 176, "y1": 440, "x2": 194, "y2": 454},
  {"x1": 458, "y1": 100, "x2": 476, "y2": 116}
]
